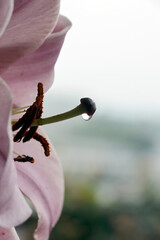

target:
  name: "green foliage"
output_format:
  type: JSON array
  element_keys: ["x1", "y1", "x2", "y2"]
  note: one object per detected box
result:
[
  {"x1": 50, "y1": 203, "x2": 112, "y2": 240},
  {"x1": 51, "y1": 200, "x2": 160, "y2": 240}
]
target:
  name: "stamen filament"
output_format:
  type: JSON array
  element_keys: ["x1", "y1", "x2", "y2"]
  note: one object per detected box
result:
[
  {"x1": 13, "y1": 151, "x2": 23, "y2": 157},
  {"x1": 12, "y1": 106, "x2": 30, "y2": 114},
  {"x1": 12, "y1": 110, "x2": 27, "y2": 115}
]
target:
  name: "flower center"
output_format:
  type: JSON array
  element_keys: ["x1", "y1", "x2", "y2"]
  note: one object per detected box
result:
[{"x1": 12, "y1": 82, "x2": 96, "y2": 163}]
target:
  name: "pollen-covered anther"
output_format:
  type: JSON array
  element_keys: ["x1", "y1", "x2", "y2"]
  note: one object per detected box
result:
[
  {"x1": 13, "y1": 105, "x2": 38, "y2": 142},
  {"x1": 14, "y1": 155, "x2": 35, "y2": 164},
  {"x1": 33, "y1": 132, "x2": 50, "y2": 156},
  {"x1": 12, "y1": 82, "x2": 44, "y2": 143}
]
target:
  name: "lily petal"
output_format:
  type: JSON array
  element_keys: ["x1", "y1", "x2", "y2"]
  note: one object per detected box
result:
[
  {"x1": 0, "y1": 78, "x2": 31, "y2": 228},
  {"x1": 0, "y1": 0, "x2": 60, "y2": 73},
  {"x1": 2, "y1": 15, "x2": 72, "y2": 107},
  {"x1": 0, "y1": 227, "x2": 19, "y2": 240},
  {"x1": 0, "y1": 0, "x2": 13, "y2": 38},
  {"x1": 14, "y1": 128, "x2": 64, "y2": 240}
]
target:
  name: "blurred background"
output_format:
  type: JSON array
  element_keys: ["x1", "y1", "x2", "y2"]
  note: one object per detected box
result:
[{"x1": 17, "y1": 0, "x2": 160, "y2": 239}]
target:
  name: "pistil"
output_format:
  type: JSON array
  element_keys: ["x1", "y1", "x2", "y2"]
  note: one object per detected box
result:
[{"x1": 12, "y1": 98, "x2": 96, "y2": 127}]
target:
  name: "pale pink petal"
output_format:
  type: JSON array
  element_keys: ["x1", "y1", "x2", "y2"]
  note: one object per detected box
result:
[
  {"x1": 0, "y1": 78, "x2": 31, "y2": 228},
  {"x1": 14, "y1": 128, "x2": 64, "y2": 240},
  {"x1": 2, "y1": 15, "x2": 72, "y2": 107},
  {"x1": 14, "y1": 0, "x2": 31, "y2": 11},
  {"x1": 0, "y1": 0, "x2": 60, "y2": 73},
  {"x1": 0, "y1": 0, "x2": 13, "y2": 37},
  {"x1": 0, "y1": 227, "x2": 20, "y2": 240}
]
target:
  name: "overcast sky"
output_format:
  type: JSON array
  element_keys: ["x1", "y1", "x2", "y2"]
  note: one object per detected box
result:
[{"x1": 45, "y1": 0, "x2": 160, "y2": 119}]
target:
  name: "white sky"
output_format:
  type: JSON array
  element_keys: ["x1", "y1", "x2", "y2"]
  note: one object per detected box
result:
[{"x1": 47, "y1": 0, "x2": 160, "y2": 119}]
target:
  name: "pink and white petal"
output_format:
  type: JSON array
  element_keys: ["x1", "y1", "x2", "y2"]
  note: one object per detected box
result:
[
  {"x1": 2, "y1": 15, "x2": 72, "y2": 107},
  {"x1": 14, "y1": 128, "x2": 64, "y2": 240},
  {"x1": 0, "y1": 227, "x2": 20, "y2": 240},
  {"x1": 0, "y1": 186, "x2": 32, "y2": 228},
  {"x1": 0, "y1": 0, "x2": 13, "y2": 37},
  {"x1": 0, "y1": 0, "x2": 60, "y2": 74},
  {"x1": 14, "y1": 0, "x2": 31, "y2": 11},
  {"x1": 0, "y1": 78, "x2": 31, "y2": 228}
]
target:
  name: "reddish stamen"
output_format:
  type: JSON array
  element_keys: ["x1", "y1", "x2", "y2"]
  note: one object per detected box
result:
[
  {"x1": 12, "y1": 83, "x2": 50, "y2": 160},
  {"x1": 14, "y1": 155, "x2": 35, "y2": 163},
  {"x1": 13, "y1": 105, "x2": 38, "y2": 142},
  {"x1": 13, "y1": 82, "x2": 44, "y2": 142},
  {"x1": 33, "y1": 132, "x2": 50, "y2": 156}
]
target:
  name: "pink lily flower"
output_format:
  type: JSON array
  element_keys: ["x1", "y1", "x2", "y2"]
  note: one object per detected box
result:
[{"x1": 0, "y1": 1, "x2": 71, "y2": 240}]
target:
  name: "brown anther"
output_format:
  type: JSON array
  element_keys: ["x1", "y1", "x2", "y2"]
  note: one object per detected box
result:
[
  {"x1": 23, "y1": 126, "x2": 37, "y2": 142},
  {"x1": 12, "y1": 111, "x2": 28, "y2": 131},
  {"x1": 13, "y1": 82, "x2": 44, "y2": 142},
  {"x1": 37, "y1": 82, "x2": 43, "y2": 97},
  {"x1": 33, "y1": 132, "x2": 50, "y2": 156},
  {"x1": 14, "y1": 155, "x2": 35, "y2": 163},
  {"x1": 23, "y1": 102, "x2": 43, "y2": 142},
  {"x1": 13, "y1": 105, "x2": 38, "y2": 142},
  {"x1": 12, "y1": 83, "x2": 50, "y2": 159}
]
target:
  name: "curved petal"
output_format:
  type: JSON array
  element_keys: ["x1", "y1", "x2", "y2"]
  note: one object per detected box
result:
[
  {"x1": 0, "y1": 0, "x2": 13, "y2": 37},
  {"x1": 2, "y1": 15, "x2": 72, "y2": 107},
  {"x1": 0, "y1": 78, "x2": 31, "y2": 228},
  {"x1": 14, "y1": 128, "x2": 64, "y2": 240},
  {"x1": 0, "y1": 227, "x2": 19, "y2": 240},
  {"x1": 0, "y1": 0, "x2": 60, "y2": 74}
]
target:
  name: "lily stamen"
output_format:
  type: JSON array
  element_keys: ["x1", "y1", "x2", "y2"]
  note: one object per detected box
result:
[
  {"x1": 12, "y1": 82, "x2": 43, "y2": 142},
  {"x1": 13, "y1": 152, "x2": 34, "y2": 163},
  {"x1": 33, "y1": 132, "x2": 50, "y2": 156},
  {"x1": 12, "y1": 106, "x2": 30, "y2": 115}
]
